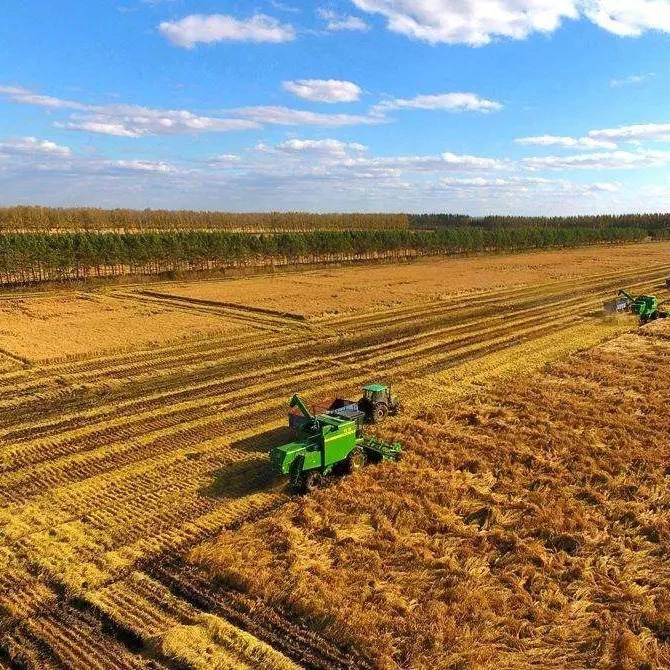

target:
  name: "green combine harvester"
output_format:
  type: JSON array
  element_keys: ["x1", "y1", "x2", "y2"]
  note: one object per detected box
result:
[
  {"x1": 604, "y1": 289, "x2": 670, "y2": 324},
  {"x1": 270, "y1": 394, "x2": 402, "y2": 493}
]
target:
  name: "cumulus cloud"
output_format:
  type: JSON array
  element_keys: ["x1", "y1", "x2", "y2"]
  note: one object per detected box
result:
[
  {"x1": 588, "y1": 123, "x2": 670, "y2": 143},
  {"x1": 317, "y1": 8, "x2": 369, "y2": 31},
  {"x1": 581, "y1": 0, "x2": 670, "y2": 37},
  {"x1": 515, "y1": 135, "x2": 617, "y2": 150},
  {"x1": 374, "y1": 92, "x2": 502, "y2": 113},
  {"x1": 158, "y1": 13, "x2": 296, "y2": 48},
  {"x1": 282, "y1": 79, "x2": 362, "y2": 103},
  {"x1": 0, "y1": 136, "x2": 72, "y2": 157},
  {"x1": 523, "y1": 149, "x2": 670, "y2": 170},
  {"x1": 350, "y1": 0, "x2": 670, "y2": 45},
  {"x1": 350, "y1": 0, "x2": 579, "y2": 45}
]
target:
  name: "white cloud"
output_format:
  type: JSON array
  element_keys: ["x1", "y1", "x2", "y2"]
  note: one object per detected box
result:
[
  {"x1": 0, "y1": 136, "x2": 71, "y2": 157},
  {"x1": 158, "y1": 13, "x2": 296, "y2": 48},
  {"x1": 317, "y1": 8, "x2": 369, "y2": 31},
  {"x1": 230, "y1": 105, "x2": 382, "y2": 127},
  {"x1": 58, "y1": 107, "x2": 260, "y2": 137},
  {"x1": 210, "y1": 153, "x2": 242, "y2": 164},
  {"x1": 282, "y1": 79, "x2": 362, "y2": 103},
  {"x1": 0, "y1": 85, "x2": 88, "y2": 111},
  {"x1": 610, "y1": 73, "x2": 654, "y2": 87},
  {"x1": 273, "y1": 138, "x2": 368, "y2": 157},
  {"x1": 523, "y1": 149, "x2": 670, "y2": 170},
  {"x1": 350, "y1": 0, "x2": 578, "y2": 45},
  {"x1": 588, "y1": 123, "x2": 670, "y2": 143},
  {"x1": 515, "y1": 135, "x2": 617, "y2": 150},
  {"x1": 581, "y1": 0, "x2": 670, "y2": 37},
  {"x1": 0, "y1": 85, "x2": 385, "y2": 135},
  {"x1": 374, "y1": 92, "x2": 502, "y2": 113},
  {"x1": 270, "y1": 1, "x2": 300, "y2": 13},
  {"x1": 350, "y1": 0, "x2": 670, "y2": 45},
  {"x1": 345, "y1": 151, "x2": 507, "y2": 173},
  {"x1": 440, "y1": 175, "x2": 620, "y2": 195},
  {"x1": 111, "y1": 160, "x2": 177, "y2": 173}
]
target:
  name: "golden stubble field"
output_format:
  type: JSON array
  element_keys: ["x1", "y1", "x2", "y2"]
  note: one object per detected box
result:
[
  {"x1": 149, "y1": 242, "x2": 670, "y2": 319},
  {"x1": 0, "y1": 243, "x2": 669, "y2": 669}
]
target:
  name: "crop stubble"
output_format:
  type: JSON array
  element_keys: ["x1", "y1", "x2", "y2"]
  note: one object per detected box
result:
[{"x1": 1, "y1": 248, "x2": 669, "y2": 668}]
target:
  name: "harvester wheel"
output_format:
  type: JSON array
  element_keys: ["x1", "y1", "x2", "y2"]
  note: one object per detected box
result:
[
  {"x1": 372, "y1": 404, "x2": 388, "y2": 423},
  {"x1": 346, "y1": 447, "x2": 367, "y2": 474},
  {"x1": 300, "y1": 470, "x2": 323, "y2": 493}
]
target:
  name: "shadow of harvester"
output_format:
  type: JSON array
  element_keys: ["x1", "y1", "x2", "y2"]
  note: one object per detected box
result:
[
  {"x1": 199, "y1": 425, "x2": 297, "y2": 499},
  {"x1": 199, "y1": 456, "x2": 278, "y2": 499},
  {"x1": 230, "y1": 425, "x2": 296, "y2": 454}
]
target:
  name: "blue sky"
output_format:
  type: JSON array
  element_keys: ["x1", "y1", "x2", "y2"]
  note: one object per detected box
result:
[{"x1": 2, "y1": 1, "x2": 670, "y2": 214}]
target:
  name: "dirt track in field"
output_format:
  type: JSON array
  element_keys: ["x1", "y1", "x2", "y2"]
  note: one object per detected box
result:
[{"x1": 1, "y1": 248, "x2": 670, "y2": 668}]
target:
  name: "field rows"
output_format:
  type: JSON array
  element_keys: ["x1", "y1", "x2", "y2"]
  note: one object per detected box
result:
[{"x1": 2, "y1": 260, "x2": 670, "y2": 668}]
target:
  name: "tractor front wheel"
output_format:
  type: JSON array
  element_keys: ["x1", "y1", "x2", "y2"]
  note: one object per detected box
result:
[{"x1": 346, "y1": 447, "x2": 368, "y2": 474}]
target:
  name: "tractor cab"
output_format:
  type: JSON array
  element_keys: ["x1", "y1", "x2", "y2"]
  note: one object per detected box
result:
[{"x1": 358, "y1": 384, "x2": 401, "y2": 423}]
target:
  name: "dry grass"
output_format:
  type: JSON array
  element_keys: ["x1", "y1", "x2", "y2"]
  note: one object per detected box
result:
[
  {"x1": 161, "y1": 614, "x2": 301, "y2": 670},
  {"x1": 192, "y1": 322, "x2": 670, "y2": 670},
  {"x1": 159, "y1": 241, "x2": 670, "y2": 319},
  {"x1": 0, "y1": 293, "x2": 245, "y2": 361}
]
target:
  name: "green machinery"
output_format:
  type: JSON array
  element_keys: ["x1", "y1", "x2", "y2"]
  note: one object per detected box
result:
[
  {"x1": 604, "y1": 289, "x2": 669, "y2": 323},
  {"x1": 288, "y1": 384, "x2": 401, "y2": 429},
  {"x1": 270, "y1": 394, "x2": 402, "y2": 493},
  {"x1": 357, "y1": 384, "x2": 402, "y2": 423}
]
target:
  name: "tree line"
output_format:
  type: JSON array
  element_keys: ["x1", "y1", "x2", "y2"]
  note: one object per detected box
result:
[
  {"x1": 0, "y1": 225, "x2": 650, "y2": 285},
  {"x1": 409, "y1": 212, "x2": 670, "y2": 231},
  {"x1": 4, "y1": 206, "x2": 670, "y2": 235},
  {"x1": 0, "y1": 207, "x2": 409, "y2": 232}
]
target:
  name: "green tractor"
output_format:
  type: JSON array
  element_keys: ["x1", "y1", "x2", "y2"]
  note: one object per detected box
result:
[
  {"x1": 288, "y1": 383, "x2": 401, "y2": 430},
  {"x1": 357, "y1": 384, "x2": 402, "y2": 423},
  {"x1": 271, "y1": 394, "x2": 402, "y2": 493},
  {"x1": 604, "y1": 289, "x2": 669, "y2": 324}
]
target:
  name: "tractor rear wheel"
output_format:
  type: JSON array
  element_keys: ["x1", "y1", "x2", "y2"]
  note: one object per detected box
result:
[
  {"x1": 346, "y1": 447, "x2": 367, "y2": 474},
  {"x1": 372, "y1": 403, "x2": 388, "y2": 423}
]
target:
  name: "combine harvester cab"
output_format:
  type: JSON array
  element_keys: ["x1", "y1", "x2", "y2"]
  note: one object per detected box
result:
[{"x1": 273, "y1": 394, "x2": 402, "y2": 493}]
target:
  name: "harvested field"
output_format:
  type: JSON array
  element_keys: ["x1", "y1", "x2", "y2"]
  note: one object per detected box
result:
[
  {"x1": 191, "y1": 321, "x2": 670, "y2": 670},
  {"x1": 0, "y1": 293, "x2": 247, "y2": 362},
  {"x1": 0, "y1": 244, "x2": 669, "y2": 668},
  {"x1": 155, "y1": 241, "x2": 670, "y2": 319}
]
